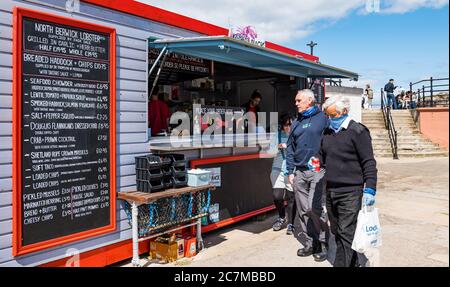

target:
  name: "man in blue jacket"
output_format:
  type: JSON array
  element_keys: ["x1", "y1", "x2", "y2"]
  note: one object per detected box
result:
[{"x1": 286, "y1": 89, "x2": 330, "y2": 261}]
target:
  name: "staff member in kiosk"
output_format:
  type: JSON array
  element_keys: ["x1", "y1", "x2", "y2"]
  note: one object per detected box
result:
[
  {"x1": 268, "y1": 113, "x2": 296, "y2": 235},
  {"x1": 148, "y1": 85, "x2": 171, "y2": 136},
  {"x1": 241, "y1": 90, "x2": 262, "y2": 132},
  {"x1": 286, "y1": 89, "x2": 330, "y2": 262},
  {"x1": 318, "y1": 96, "x2": 378, "y2": 267}
]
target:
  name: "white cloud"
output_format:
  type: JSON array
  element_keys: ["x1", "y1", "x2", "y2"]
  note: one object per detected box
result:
[
  {"x1": 136, "y1": 0, "x2": 448, "y2": 43},
  {"x1": 381, "y1": 0, "x2": 449, "y2": 14}
]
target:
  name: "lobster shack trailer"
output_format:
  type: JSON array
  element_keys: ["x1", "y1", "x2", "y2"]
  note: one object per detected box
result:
[{"x1": 0, "y1": 0, "x2": 358, "y2": 266}]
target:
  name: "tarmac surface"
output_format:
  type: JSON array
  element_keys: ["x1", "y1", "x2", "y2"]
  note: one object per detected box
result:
[{"x1": 122, "y1": 157, "x2": 449, "y2": 267}]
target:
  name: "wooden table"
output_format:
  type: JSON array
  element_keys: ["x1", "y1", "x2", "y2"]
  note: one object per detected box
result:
[{"x1": 118, "y1": 184, "x2": 216, "y2": 267}]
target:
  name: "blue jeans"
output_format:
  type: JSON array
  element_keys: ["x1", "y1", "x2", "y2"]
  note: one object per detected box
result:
[{"x1": 387, "y1": 93, "x2": 397, "y2": 109}]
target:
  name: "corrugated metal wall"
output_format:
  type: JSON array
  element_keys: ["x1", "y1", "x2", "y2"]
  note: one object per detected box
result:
[{"x1": 0, "y1": 0, "x2": 201, "y2": 266}]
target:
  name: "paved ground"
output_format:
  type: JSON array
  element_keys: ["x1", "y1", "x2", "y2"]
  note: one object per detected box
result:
[{"x1": 123, "y1": 157, "x2": 449, "y2": 267}]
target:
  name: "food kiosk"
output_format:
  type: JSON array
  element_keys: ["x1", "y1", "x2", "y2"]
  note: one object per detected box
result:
[{"x1": 0, "y1": 0, "x2": 358, "y2": 266}]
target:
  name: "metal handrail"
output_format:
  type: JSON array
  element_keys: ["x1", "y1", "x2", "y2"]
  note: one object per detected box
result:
[
  {"x1": 410, "y1": 77, "x2": 449, "y2": 108},
  {"x1": 381, "y1": 89, "x2": 399, "y2": 159}
]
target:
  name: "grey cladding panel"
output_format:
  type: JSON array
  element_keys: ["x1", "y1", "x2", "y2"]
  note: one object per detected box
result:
[
  {"x1": 0, "y1": 178, "x2": 12, "y2": 192},
  {"x1": 119, "y1": 112, "x2": 146, "y2": 123},
  {"x1": 0, "y1": 151, "x2": 12, "y2": 164},
  {"x1": 0, "y1": 136, "x2": 12, "y2": 150},
  {"x1": 117, "y1": 91, "x2": 146, "y2": 102},
  {"x1": 0, "y1": 82, "x2": 12, "y2": 95},
  {"x1": 0, "y1": 164, "x2": 12, "y2": 177},
  {"x1": 0, "y1": 123, "x2": 11, "y2": 136},
  {"x1": 0, "y1": 205, "x2": 12, "y2": 221},
  {"x1": 0, "y1": 53, "x2": 12, "y2": 68},
  {"x1": 0, "y1": 191, "x2": 12, "y2": 206},
  {"x1": 0, "y1": 109, "x2": 12, "y2": 122},
  {"x1": 118, "y1": 101, "x2": 147, "y2": 112},
  {"x1": 0, "y1": 219, "x2": 12, "y2": 236}
]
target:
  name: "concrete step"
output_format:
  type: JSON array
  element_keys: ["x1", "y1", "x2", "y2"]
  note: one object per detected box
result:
[
  {"x1": 372, "y1": 143, "x2": 440, "y2": 150},
  {"x1": 362, "y1": 117, "x2": 385, "y2": 121},
  {"x1": 365, "y1": 124, "x2": 417, "y2": 129},
  {"x1": 396, "y1": 151, "x2": 449, "y2": 157},
  {"x1": 374, "y1": 151, "x2": 449, "y2": 158}
]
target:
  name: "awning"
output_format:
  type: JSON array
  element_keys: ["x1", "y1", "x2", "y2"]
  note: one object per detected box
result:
[{"x1": 149, "y1": 36, "x2": 359, "y2": 80}]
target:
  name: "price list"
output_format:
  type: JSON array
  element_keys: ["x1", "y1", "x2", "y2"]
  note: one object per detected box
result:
[{"x1": 20, "y1": 18, "x2": 112, "y2": 246}]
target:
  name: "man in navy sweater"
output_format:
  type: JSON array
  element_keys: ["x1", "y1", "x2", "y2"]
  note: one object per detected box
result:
[
  {"x1": 286, "y1": 89, "x2": 330, "y2": 262},
  {"x1": 318, "y1": 96, "x2": 378, "y2": 267}
]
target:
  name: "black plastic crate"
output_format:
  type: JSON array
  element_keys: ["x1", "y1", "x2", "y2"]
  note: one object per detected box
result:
[
  {"x1": 136, "y1": 168, "x2": 163, "y2": 180},
  {"x1": 159, "y1": 155, "x2": 172, "y2": 167},
  {"x1": 171, "y1": 165, "x2": 187, "y2": 174},
  {"x1": 162, "y1": 176, "x2": 174, "y2": 189},
  {"x1": 172, "y1": 173, "x2": 188, "y2": 188},
  {"x1": 136, "y1": 178, "x2": 165, "y2": 193},
  {"x1": 135, "y1": 155, "x2": 162, "y2": 169},
  {"x1": 164, "y1": 154, "x2": 187, "y2": 167},
  {"x1": 161, "y1": 165, "x2": 172, "y2": 177}
]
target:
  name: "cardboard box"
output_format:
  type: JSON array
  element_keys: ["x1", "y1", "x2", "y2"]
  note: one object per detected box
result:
[
  {"x1": 184, "y1": 236, "x2": 197, "y2": 258},
  {"x1": 175, "y1": 237, "x2": 185, "y2": 259},
  {"x1": 149, "y1": 237, "x2": 178, "y2": 263},
  {"x1": 149, "y1": 240, "x2": 157, "y2": 259}
]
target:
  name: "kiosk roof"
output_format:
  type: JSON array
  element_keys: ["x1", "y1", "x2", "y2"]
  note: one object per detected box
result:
[{"x1": 150, "y1": 36, "x2": 359, "y2": 80}]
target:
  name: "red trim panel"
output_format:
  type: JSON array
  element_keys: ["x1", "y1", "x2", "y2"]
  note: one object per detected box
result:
[
  {"x1": 190, "y1": 153, "x2": 262, "y2": 168},
  {"x1": 265, "y1": 41, "x2": 319, "y2": 62},
  {"x1": 81, "y1": 0, "x2": 229, "y2": 36},
  {"x1": 81, "y1": 0, "x2": 316, "y2": 61},
  {"x1": 40, "y1": 239, "x2": 151, "y2": 267},
  {"x1": 202, "y1": 205, "x2": 276, "y2": 233},
  {"x1": 12, "y1": 7, "x2": 117, "y2": 257}
]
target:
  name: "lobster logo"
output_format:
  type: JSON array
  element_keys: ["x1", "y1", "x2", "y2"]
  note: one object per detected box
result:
[
  {"x1": 235, "y1": 26, "x2": 258, "y2": 41},
  {"x1": 231, "y1": 26, "x2": 265, "y2": 47}
]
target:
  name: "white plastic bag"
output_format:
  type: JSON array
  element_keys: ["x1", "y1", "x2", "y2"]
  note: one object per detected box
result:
[{"x1": 352, "y1": 206, "x2": 382, "y2": 253}]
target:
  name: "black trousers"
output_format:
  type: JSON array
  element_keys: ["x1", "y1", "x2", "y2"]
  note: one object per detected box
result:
[
  {"x1": 273, "y1": 188, "x2": 296, "y2": 225},
  {"x1": 326, "y1": 189, "x2": 362, "y2": 267}
]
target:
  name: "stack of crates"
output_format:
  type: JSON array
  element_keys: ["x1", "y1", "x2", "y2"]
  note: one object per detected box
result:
[
  {"x1": 159, "y1": 155, "x2": 174, "y2": 190},
  {"x1": 161, "y1": 154, "x2": 188, "y2": 189},
  {"x1": 135, "y1": 154, "x2": 188, "y2": 193},
  {"x1": 135, "y1": 155, "x2": 165, "y2": 193}
]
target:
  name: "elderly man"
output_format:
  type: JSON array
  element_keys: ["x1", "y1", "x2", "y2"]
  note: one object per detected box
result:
[
  {"x1": 318, "y1": 96, "x2": 378, "y2": 267},
  {"x1": 286, "y1": 89, "x2": 330, "y2": 262}
]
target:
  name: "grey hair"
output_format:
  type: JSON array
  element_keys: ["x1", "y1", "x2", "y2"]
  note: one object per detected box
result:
[
  {"x1": 297, "y1": 89, "x2": 316, "y2": 104},
  {"x1": 323, "y1": 96, "x2": 351, "y2": 114}
]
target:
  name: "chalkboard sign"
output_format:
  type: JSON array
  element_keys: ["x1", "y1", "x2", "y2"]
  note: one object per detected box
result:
[{"x1": 13, "y1": 8, "x2": 116, "y2": 256}]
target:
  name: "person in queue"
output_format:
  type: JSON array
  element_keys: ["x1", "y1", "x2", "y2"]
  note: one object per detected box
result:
[
  {"x1": 269, "y1": 113, "x2": 296, "y2": 235},
  {"x1": 384, "y1": 79, "x2": 398, "y2": 109},
  {"x1": 317, "y1": 96, "x2": 378, "y2": 267},
  {"x1": 148, "y1": 85, "x2": 171, "y2": 136},
  {"x1": 286, "y1": 89, "x2": 330, "y2": 262}
]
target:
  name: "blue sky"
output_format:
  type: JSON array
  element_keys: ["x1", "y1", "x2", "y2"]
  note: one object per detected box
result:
[{"x1": 287, "y1": 6, "x2": 449, "y2": 101}]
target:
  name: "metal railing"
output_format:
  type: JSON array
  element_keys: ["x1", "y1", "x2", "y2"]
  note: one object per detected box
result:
[
  {"x1": 325, "y1": 78, "x2": 343, "y2": 87},
  {"x1": 381, "y1": 89, "x2": 399, "y2": 159},
  {"x1": 410, "y1": 77, "x2": 449, "y2": 108}
]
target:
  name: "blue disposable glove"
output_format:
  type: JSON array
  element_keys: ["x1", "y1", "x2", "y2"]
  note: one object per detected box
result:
[
  {"x1": 307, "y1": 158, "x2": 314, "y2": 170},
  {"x1": 363, "y1": 188, "x2": 376, "y2": 206}
]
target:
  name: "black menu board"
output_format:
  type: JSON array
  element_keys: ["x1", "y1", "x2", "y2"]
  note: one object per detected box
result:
[{"x1": 18, "y1": 17, "x2": 115, "y2": 248}]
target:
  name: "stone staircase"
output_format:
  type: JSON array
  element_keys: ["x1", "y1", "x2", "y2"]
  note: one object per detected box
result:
[{"x1": 362, "y1": 110, "x2": 449, "y2": 158}]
